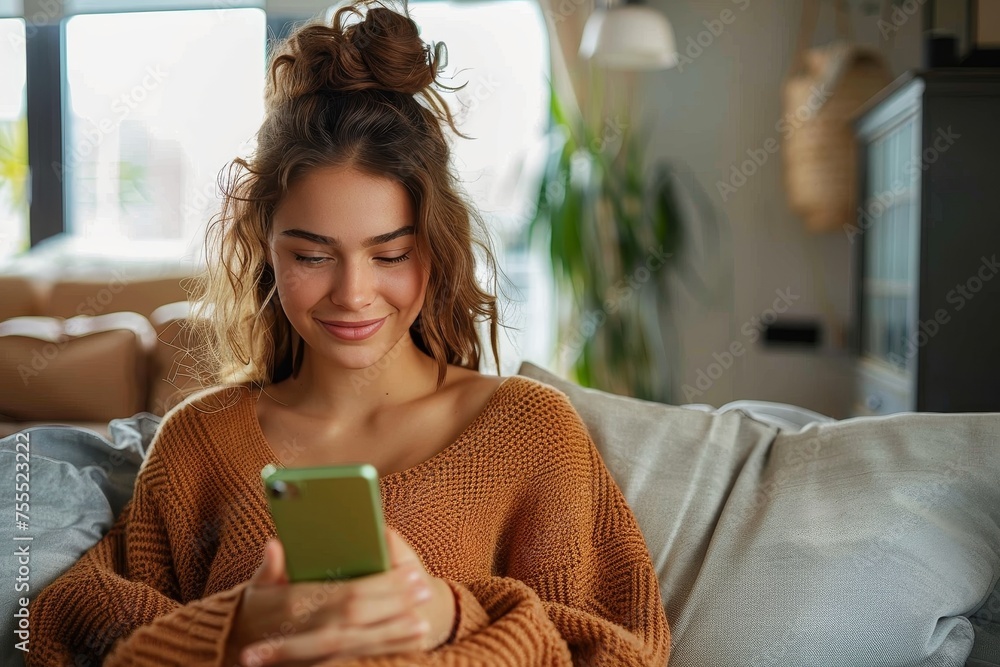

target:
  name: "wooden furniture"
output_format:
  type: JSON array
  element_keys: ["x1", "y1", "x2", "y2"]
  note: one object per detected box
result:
[{"x1": 852, "y1": 69, "x2": 1000, "y2": 415}]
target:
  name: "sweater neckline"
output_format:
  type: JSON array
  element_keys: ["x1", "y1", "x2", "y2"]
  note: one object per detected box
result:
[{"x1": 241, "y1": 375, "x2": 521, "y2": 483}]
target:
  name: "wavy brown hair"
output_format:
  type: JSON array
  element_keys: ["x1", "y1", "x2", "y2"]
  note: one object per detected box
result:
[{"x1": 187, "y1": 0, "x2": 500, "y2": 390}]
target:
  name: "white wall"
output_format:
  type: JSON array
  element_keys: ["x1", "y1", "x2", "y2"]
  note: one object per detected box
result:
[{"x1": 642, "y1": 0, "x2": 923, "y2": 417}]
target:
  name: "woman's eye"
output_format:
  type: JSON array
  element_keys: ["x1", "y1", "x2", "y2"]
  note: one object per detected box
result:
[
  {"x1": 376, "y1": 253, "x2": 411, "y2": 265},
  {"x1": 292, "y1": 254, "x2": 328, "y2": 265}
]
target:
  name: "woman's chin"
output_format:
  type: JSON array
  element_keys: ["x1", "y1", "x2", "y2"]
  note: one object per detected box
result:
[
  {"x1": 301, "y1": 326, "x2": 419, "y2": 376},
  {"x1": 312, "y1": 344, "x2": 401, "y2": 375}
]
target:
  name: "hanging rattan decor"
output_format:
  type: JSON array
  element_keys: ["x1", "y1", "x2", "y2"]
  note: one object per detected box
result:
[{"x1": 782, "y1": 0, "x2": 893, "y2": 233}]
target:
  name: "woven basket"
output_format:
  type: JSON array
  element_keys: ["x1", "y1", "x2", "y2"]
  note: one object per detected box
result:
[{"x1": 782, "y1": 1, "x2": 893, "y2": 233}]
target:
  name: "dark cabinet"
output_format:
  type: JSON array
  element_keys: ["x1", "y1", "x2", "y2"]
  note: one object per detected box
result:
[{"x1": 852, "y1": 70, "x2": 1000, "y2": 415}]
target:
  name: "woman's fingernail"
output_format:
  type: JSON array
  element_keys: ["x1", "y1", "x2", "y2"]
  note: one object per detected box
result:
[{"x1": 242, "y1": 648, "x2": 263, "y2": 667}]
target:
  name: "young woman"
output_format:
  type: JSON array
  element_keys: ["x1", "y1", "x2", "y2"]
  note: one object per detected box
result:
[{"x1": 26, "y1": 2, "x2": 670, "y2": 665}]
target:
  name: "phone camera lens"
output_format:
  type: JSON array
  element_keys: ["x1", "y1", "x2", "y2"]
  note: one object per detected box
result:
[{"x1": 269, "y1": 480, "x2": 287, "y2": 499}]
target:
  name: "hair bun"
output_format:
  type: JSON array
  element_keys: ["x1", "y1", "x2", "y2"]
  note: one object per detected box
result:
[{"x1": 266, "y1": 1, "x2": 446, "y2": 109}]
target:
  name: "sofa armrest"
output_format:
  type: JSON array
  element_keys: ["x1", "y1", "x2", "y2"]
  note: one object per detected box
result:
[
  {"x1": 0, "y1": 313, "x2": 156, "y2": 422},
  {"x1": 148, "y1": 301, "x2": 212, "y2": 416}
]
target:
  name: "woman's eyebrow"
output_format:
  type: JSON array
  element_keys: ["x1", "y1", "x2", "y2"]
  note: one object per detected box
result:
[
  {"x1": 363, "y1": 225, "x2": 415, "y2": 247},
  {"x1": 279, "y1": 225, "x2": 415, "y2": 248}
]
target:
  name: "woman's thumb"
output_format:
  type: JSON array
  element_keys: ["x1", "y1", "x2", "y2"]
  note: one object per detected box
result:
[
  {"x1": 252, "y1": 538, "x2": 288, "y2": 586},
  {"x1": 385, "y1": 526, "x2": 421, "y2": 569}
]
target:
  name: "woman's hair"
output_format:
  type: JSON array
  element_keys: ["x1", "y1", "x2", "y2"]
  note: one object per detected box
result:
[{"x1": 186, "y1": 0, "x2": 500, "y2": 390}]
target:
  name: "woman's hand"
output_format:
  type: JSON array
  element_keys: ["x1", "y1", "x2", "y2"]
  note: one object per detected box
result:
[
  {"x1": 225, "y1": 527, "x2": 457, "y2": 667},
  {"x1": 381, "y1": 527, "x2": 457, "y2": 651}
]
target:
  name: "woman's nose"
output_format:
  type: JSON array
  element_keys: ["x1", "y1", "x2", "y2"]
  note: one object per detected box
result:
[{"x1": 328, "y1": 260, "x2": 375, "y2": 310}]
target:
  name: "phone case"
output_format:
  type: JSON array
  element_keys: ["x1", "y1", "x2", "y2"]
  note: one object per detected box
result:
[{"x1": 261, "y1": 462, "x2": 390, "y2": 582}]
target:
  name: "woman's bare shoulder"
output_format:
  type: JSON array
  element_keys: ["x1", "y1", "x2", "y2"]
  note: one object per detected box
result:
[
  {"x1": 444, "y1": 365, "x2": 504, "y2": 392},
  {"x1": 441, "y1": 366, "x2": 506, "y2": 418}
]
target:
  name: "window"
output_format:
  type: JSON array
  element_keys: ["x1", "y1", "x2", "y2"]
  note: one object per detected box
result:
[
  {"x1": 406, "y1": 0, "x2": 551, "y2": 373},
  {"x1": 63, "y1": 7, "x2": 265, "y2": 259},
  {"x1": 0, "y1": 18, "x2": 27, "y2": 259},
  {"x1": 13, "y1": 0, "x2": 551, "y2": 371}
]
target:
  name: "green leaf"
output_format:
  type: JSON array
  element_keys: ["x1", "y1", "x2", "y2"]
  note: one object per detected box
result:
[
  {"x1": 0, "y1": 118, "x2": 29, "y2": 212},
  {"x1": 525, "y1": 79, "x2": 722, "y2": 404}
]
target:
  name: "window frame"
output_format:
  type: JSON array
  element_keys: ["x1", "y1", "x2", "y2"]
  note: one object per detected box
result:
[
  {"x1": 13, "y1": 0, "x2": 544, "y2": 253},
  {"x1": 13, "y1": 1, "x2": 301, "y2": 250}
]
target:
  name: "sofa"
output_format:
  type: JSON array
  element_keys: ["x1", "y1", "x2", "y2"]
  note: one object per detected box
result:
[
  {"x1": 1, "y1": 244, "x2": 998, "y2": 666},
  {"x1": 521, "y1": 364, "x2": 1000, "y2": 667},
  {"x1": 1, "y1": 359, "x2": 998, "y2": 666},
  {"x1": 0, "y1": 239, "x2": 204, "y2": 437}
]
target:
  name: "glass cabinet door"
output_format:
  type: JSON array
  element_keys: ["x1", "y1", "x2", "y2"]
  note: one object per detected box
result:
[{"x1": 861, "y1": 114, "x2": 920, "y2": 374}]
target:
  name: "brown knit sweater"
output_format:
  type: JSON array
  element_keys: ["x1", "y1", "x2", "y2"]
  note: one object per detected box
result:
[{"x1": 26, "y1": 376, "x2": 670, "y2": 666}]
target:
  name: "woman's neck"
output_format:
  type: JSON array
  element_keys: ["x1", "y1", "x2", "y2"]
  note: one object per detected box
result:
[{"x1": 275, "y1": 335, "x2": 445, "y2": 421}]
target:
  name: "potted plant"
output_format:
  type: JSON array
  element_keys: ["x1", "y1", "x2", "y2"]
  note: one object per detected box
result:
[
  {"x1": 528, "y1": 87, "x2": 721, "y2": 403},
  {"x1": 0, "y1": 117, "x2": 29, "y2": 255}
]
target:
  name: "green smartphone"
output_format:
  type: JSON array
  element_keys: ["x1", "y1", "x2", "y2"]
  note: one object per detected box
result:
[{"x1": 260, "y1": 463, "x2": 390, "y2": 582}]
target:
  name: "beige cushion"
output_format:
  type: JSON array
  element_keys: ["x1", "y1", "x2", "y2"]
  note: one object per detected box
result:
[
  {"x1": 516, "y1": 362, "x2": 1000, "y2": 667},
  {"x1": 47, "y1": 275, "x2": 190, "y2": 319},
  {"x1": 149, "y1": 301, "x2": 211, "y2": 416},
  {"x1": 0, "y1": 313, "x2": 156, "y2": 422},
  {"x1": 0, "y1": 273, "x2": 49, "y2": 320}
]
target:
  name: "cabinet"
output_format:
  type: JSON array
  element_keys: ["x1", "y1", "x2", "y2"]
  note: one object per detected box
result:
[{"x1": 852, "y1": 70, "x2": 1000, "y2": 415}]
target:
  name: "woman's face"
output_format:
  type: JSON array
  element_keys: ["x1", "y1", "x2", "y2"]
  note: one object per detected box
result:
[{"x1": 268, "y1": 165, "x2": 428, "y2": 372}]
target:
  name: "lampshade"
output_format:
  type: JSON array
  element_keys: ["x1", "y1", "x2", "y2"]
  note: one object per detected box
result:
[{"x1": 579, "y1": 4, "x2": 678, "y2": 70}]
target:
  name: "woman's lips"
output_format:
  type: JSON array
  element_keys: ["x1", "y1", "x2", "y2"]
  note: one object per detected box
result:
[{"x1": 318, "y1": 317, "x2": 387, "y2": 341}]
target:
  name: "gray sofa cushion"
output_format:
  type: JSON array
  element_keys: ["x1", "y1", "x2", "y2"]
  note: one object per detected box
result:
[
  {"x1": 0, "y1": 415, "x2": 154, "y2": 667},
  {"x1": 518, "y1": 361, "x2": 1000, "y2": 667}
]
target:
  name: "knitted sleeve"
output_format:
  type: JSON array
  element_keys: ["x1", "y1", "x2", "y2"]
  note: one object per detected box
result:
[
  {"x1": 24, "y1": 419, "x2": 246, "y2": 667},
  {"x1": 434, "y1": 434, "x2": 670, "y2": 666},
  {"x1": 338, "y1": 410, "x2": 671, "y2": 667}
]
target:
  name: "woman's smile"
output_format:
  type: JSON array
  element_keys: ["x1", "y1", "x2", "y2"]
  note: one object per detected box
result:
[{"x1": 317, "y1": 316, "x2": 388, "y2": 341}]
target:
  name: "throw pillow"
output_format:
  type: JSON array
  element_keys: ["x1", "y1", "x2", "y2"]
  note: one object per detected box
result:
[
  {"x1": 517, "y1": 361, "x2": 1000, "y2": 667},
  {"x1": 0, "y1": 313, "x2": 156, "y2": 422},
  {"x1": 0, "y1": 415, "x2": 155, "y2": 667}
]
